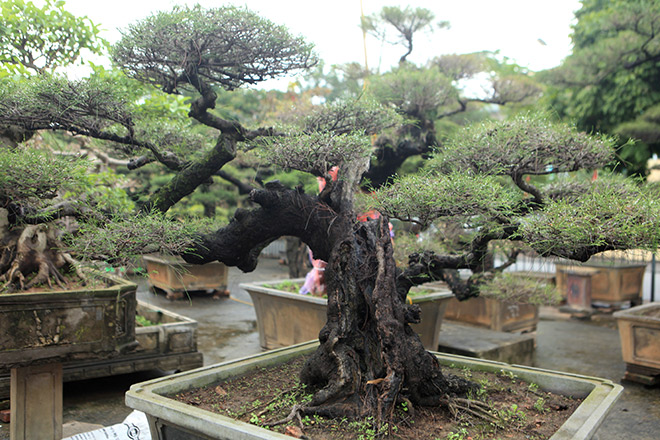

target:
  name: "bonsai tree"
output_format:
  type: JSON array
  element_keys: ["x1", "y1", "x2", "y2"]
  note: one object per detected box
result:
[
  {"x1": 2, "y1": 2, "x2": 659, "y2": 431},
  {"x1": 230, "y1": 5, "x2": 543, "y2": 277},
  {"x1": 182, "y1": 108, "x2": 660, "y2": 425},
  {"x1": 0, "y1": 0, "x2": 118, "y2": 289}
]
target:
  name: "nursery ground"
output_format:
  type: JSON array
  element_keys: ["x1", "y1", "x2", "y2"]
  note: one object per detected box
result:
[{"x1": 0, "y1": 257, "x2": 658, "y2": 439}]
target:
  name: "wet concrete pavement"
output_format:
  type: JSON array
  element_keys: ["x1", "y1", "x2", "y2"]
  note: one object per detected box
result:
[
  {"x1": 0, "y1": 257, "x2": 658, "y2": 439},
  {"x1": 534, "y1": 316, "x2": 660, "y2": 440}
]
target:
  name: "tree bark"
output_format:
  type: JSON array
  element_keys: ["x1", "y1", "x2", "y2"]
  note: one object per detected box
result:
[{"x1": 299, "y1": 216, "x2": 473, "y2": 423}]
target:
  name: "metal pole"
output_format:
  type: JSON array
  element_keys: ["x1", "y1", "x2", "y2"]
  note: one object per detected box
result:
[
  {"x1": 360, "y1": 0, "x2": 369, "y2": 74},
  {"x1": 652, "y1": 253, "x2": 656, "y2": 302}
]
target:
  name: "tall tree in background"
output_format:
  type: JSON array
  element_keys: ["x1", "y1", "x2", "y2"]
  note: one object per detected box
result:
[
  {"x1": 361, "y1": 5, "x2": 448, "y2": 64},
  {"x1": 542, "y1": 0, "x2": 660, "y2": 176},
  {"x1": 355, "y1": 6, "x2": 543, "y2": 187},
  {"x1": 364, "y1": 55, "x2": 542, "y2": 187}
]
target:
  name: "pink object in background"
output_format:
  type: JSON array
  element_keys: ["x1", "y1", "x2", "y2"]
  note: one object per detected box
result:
[{"x1": 299, "y1": 250, "x2": 326, "y2": 296}]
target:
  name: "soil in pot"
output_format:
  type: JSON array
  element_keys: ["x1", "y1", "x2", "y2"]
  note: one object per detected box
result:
[
  {"x1": 171, "y1": 355, "x2": 582, "y2": 440},
  {"x1": 1, "y1": 269, "x2": 108, "y2": 294}
]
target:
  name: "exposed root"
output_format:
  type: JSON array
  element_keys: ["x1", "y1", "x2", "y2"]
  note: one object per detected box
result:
[
  {"x1": 0, "y1": 224, "x2": 82, "y2": 292},
  {"x1": 446, "y1": 397, "x2": 500, "y2": 427},
  {"x1": 261, "y1": 394, "x2": 496, "y2": 440},
  {"x1": 61, "y1": 252, "x2": 87, "y2": 284},
  {"x1": 264, "y1": 403, "x2": 305, "y2": 428}
]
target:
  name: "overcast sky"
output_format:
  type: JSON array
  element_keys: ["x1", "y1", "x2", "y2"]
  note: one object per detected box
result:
[{"x1": 53, "y1": 0, "x2": 583, "y2": 87}]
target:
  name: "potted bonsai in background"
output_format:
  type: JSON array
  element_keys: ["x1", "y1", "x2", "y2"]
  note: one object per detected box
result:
[
  {"x1": 0, "y1": 299, "x2": 204, "y2": 399},
  {"x1": 143, "y1": 253, "x2": 229, "y2": 300},
  {"x1": 241, "y1": 278, "x2": 453, "y2": 351},
  {"x1": 0, "y1": 1, "x2": 238, "y2": 437},
  {"x1": 393, "y1": 227, "x2": 560, "y2": 334},
  {"x1": 441, "y1": 272, "x2": 559, "y2": 333},
  {"x1": 614, "y1": 302, "x2": 660, "y2": 385},
  {"x1": 2, "y1": 2, "x2": 659, "y2": 439},
  {"x1": 555, "y1": 256, "x2": 647, "y2": 307},
  {"x1": 0, "y1": 2, "x2": 142, "y2": 437}
]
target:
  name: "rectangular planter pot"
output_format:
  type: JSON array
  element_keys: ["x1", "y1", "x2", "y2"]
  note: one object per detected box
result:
[
  {"x1": 613, "y1": 302, "x2": 660, "y2": 384},
  {"x1": 0, "y1": 300, "x2": 203, "y2": 398},
  {"x1": 143, "y1": 254, "x2": 229, "y2": 300},
  {"x1": 132, "y1": 300, "x2": 202, "y2": 358},
  {"x1": 0, "y1": 271, "x2": 137, "y2": 370},
  {"x1": 444, "y1": 296, "x2": 539, "y2": 333},
  {"x1": 555, "y1": 263, "x2": 646, "y2": 304},
  {"x1": 241, "y1": 279, "x2": 453, "y2": 351},
  {"x1": 125, "y1": 341, "x2": 623, "y2": 440}
]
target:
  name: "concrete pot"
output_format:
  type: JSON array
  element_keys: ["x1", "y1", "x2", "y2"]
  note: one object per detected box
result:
[
  {"x1": 444, "y1": 296, "x2": 540, "y2": 333},
  {"x1": 555, "y1": 262, "x2": 646, "y2": 305},
  {"x1": 143, "y1": 254, "x2": 229, "y2": 300},
  {"x1": 0, "y1": 300, "x2": 203, "y2": 399},
  {"x1": 614, "y1": 302, "x2": 660, "y2": 385},
  {"x1": 130, "y1": 300, "x2": 203, "y2": 363},
  {"x1": 125, "y1": 341, "x2": 623, "y2": 440},
  {"x1": 241, "y1": 279, "x2": 453, "y2": 351},
  {"x1": 0, "y1": 271, "x2": 137, "y2": 440},
  {"x1": 0, "y1": 271, "x2": 137, "y2": 369}
]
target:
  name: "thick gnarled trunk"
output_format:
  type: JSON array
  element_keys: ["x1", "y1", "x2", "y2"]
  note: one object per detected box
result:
[{"x1": 300, "y1": 215, "x2": 472, "y2": 423}]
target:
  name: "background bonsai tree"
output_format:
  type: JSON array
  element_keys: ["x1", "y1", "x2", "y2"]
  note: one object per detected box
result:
[
  {"x1": 355, "y1": 5, "x2": 543, "y2": 188},
  {"x1": 0, "y1": 2, "x2": 315, "y2": 290},
  {"x1": 0, "y1": 0, "x2": 119, "y2": 289},
  {"x1": 2, "y1": 1, "x2": 660, "y2": 431}
]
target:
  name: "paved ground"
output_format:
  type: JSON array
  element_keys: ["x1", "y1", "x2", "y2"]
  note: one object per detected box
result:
[
  {"x1": 534, "y1": 314, "x2": 660, "y2": 440},
  {"x1": 0, "y1": 257, "x2": 658, "y2": 439}
]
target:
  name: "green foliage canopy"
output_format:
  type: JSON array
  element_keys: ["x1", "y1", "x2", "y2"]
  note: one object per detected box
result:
[
  {"x1": 0, "y1": 0, "x2": 104, "y2": 76},
  {"x1": 261, "y1": 98, "x2": 402, "y2": 177},
  {"x1": 0, "y1": 146, "x2": 88, "y2": 205},
  {"x1": 368, "y1": 112, "x2": 660, "y2": 261},
  {"x1": 0, "y1": 74, "x2": 133, "y2": 133},
  {"x1": 427, "y1": 112, "x2": 616, "y2": 176},
  {"x1": 368, "y1": 172, "x2": 522, "y2": 228},
  {"x1": 520, "y1": 175, "x2": 660, "y2": 258},
  {"x1": 369, "y1": 66, "x2": 457, "y2": 120},
  {"x1": 543, "y1": 0, "x2": 660, "y2": 175},
  {"x1": 112, "y1": 4, "x2": 317, "y2": 92}
]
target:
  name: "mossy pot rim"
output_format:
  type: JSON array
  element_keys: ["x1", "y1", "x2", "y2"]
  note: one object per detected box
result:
[{"x1": 0, "y1": 269, "x2": 136, "y2": 299}]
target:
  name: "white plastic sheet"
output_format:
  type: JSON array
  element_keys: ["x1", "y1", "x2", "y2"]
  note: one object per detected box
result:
[{"x1": 63, "y1": 410, "x2": 150, "y2": 440}]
